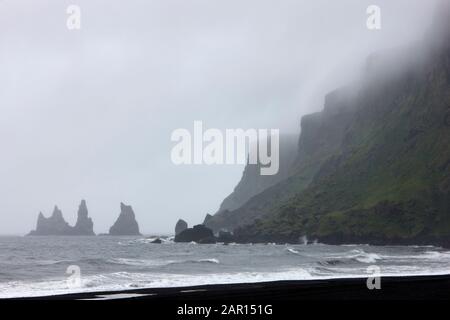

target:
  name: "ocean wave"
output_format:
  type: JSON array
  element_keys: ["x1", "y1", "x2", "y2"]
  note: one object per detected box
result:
[
  {"x1": 36, "y1": 259, "x2": 74, "y2": 266},
  {"x1": 422, "y1": 251, "x2": 450, "y2": 259},
  {"x1": 380, "y1": 250, "x2": 450, "y2": 261},
  {"x1": 285, "y1": 248, "x2": 302, "y2": 255},
  {"x1": 318, "y1": 259, "x2": 346, "y2": 266},
  {"x1": 167, "y1": 258, "x2": 220, "y2": 265},
  {"x1": 197, "y1": 258, "x2": 220, "y2": 264},
  {"x1": 84, "y1": 258, "x2": 220, "y2": 268},
  {"x1": 118, "y1": 237, "x2": 174, "y2": 246},
  {"x1": 322, "y1": 249, "x2": 382, "y2": 264},
  {"x1": 0, "y1": 268, "x2": 312, "y2": 299},
  {"x1": 349, "y1": 250, "x2": 382, "y2": 264},
  {"x1": 107, "y1": 258, "x2": 172, "y2": 268},
  {"x1": 3, "y1": 264, "x2": 450, "y2": 299}
]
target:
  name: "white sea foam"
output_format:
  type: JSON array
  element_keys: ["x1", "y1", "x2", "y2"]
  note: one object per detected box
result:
[
  {"x1": 0, "y1": 268, "x2": 311, "y2": 298},
  {"x1": 380, "y1": 250, "x2": 450, "y2": 261},
  {"x1": 286, "y1": 248, "x2": 301, "y2": 255},
  {"x1": 323, "y1": 249, "x2": 382, "y2": 264},
  {"x1": 3, "y1": 264, "x2": 450, "y2": 299},
  {"x1": 108, "y1": 258, "x2": 173, "y2": 267}
]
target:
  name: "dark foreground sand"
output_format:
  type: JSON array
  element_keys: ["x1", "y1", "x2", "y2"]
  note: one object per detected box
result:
[{"x1": 10, "y1": 274, "x2": 450, "y2": 300}]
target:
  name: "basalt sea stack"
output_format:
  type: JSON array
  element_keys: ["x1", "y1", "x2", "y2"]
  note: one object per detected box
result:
[
  {"x1": 28, "y1": 200, "x2": 95, "y2": 236},
  {"x1": 109, "y1": 203, "x2": 141, "y2": 236},
  {"x1": 72, "y1": 200, "x2": 95, "y2": 235}
]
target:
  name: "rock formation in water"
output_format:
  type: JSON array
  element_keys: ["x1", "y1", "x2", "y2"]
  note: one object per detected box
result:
[
  {"x1": 175, "y1": 219, "x2": 188, "y2": 235},
  {"x1": 72, "y1": 200, "x2": 95, "y2": 235},
  {"x1": 28, "y1": 206, "x2": 72, "y2": 235},
  {"x1": 174, "y1": 224, "x2": 215, "y2": 243},
  {"x1": 28, "y1": 201, "x2": 95, "y2": 236},
  {"x1": 109, "y1": 202, "x2": 141, "y2": 236}
]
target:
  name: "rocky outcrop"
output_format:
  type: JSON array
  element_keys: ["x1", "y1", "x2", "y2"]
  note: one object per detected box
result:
[
  {"x1": 216, "y1": 135, "x2": 298, "y2": 213},
  {"x1": 72, "y1": 200, "x2": 95, "y2": 235},
  {"x1": 202, "y1": 214, "x2": 213, "y2": 225},
  {"x1": 204, "y1": 117, "x2": 353, "y2": 234},
  {"x1": 208, "y1": 2, "x2": 450, "y2": 246},
  {"x1": 28, "y1": 202, "x2": 95, "y2": 236},
  {"x1": 28, "y1": 206, "x2": 72, "y2": 235},
  {"x1": 205, "y1": 135, "x2": 299, "y2": 232},
  {"x1": 217, "y1": 231, "x2": 234, "y2": 243},
  {"x1": 174, "y1": 225, "x2": 215, "y2": 243},
  {"x1": 175, "y1": 219, "x2": 188, "y2": 235},
  {"x1": 109, "y1": 203, "x2": 141, "y2": 236},
  {"x1": 233, "y1": 21, "x2": 450, "y2": 245}
]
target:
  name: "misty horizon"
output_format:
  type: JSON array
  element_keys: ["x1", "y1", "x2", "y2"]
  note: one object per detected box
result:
[{"x1": 0, "y1": 0, "x2": 441, "y2": 235}]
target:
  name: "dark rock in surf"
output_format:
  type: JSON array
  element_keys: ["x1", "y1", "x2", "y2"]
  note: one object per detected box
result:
[
  {"x1": 175, "y1": 219, "x2": 188, "y2": 235},
  {"x1": 174, "y1": 224, "x2": 215, "y2": 243},
  {"x1": 217, "y1": 231, "x2": 234, "y2": 243}
]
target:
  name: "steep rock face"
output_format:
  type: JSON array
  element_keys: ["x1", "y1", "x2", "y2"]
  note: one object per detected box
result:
[
  {"x1": 219, "y1": 135, "x2": 299, "y2": 212},
  {"x1": 202, "y1": 214, "x2": 213, "y2": 225},
  {"x1": 205, "y1": 135, "x2": 300, "y2": 232},
  {"x1": 205, "y1": 97, "x2": 356, "y2": 233},
  {"x1": 214, "y1": 3, "x2": 450, "y2": 246},
  {"x1": 109, "y1": 203, "x2": 141, "y2": 236},
  {"x1": 72, "y1": 200, "x2": 95, "y2": 235},
  {"x1": 234, "y1": 33, "x2": 450, "y2": 245},
  {"x1": 28, "y1": 206, "x2": 72, "y2": 235},
  {"x1": 174, "y1": 224, "x2": 215, "y2": 243},
  {"x1": 175, "y1": 219, "x2": 188, "y2": 235}
]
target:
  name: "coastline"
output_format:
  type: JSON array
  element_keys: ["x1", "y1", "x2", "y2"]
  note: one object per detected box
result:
[{"x1": 7, "y1": 274, "x2": 450, "y2": 301}]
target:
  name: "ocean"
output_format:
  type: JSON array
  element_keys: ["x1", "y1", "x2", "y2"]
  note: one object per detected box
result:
[{"x1": 0, "y1": 236, "x2": 449, "y2": 298}]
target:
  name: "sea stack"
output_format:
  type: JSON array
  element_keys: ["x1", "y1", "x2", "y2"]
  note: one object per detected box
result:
[
  {"x1": 28, "y1": 201, "x2": 96, "y2": 236},
  {"x1": 109, "y1": 202, "x2": 141, "y2": 236},
  {"x1": 28, "y1": 206, "x2": 72, "y2": 235},
  {"x1": 175, "y1": 219, "x2": 188, "y2": 235},
  {"x1": 72, "y1": 200, "x2": 95, "y2": 235}
]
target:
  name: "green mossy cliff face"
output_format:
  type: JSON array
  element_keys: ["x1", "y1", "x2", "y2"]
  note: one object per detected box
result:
[
  {"x1": 234, "y1": 43, "x2": 450, "y2": 245},
  {"x1": 207, "y1": 18, "x2": 450, "y2": 245}
]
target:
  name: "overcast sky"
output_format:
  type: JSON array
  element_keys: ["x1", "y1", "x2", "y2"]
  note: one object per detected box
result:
[{"x1": 0, "y1": 0, "x2": 439, "y2": 235}]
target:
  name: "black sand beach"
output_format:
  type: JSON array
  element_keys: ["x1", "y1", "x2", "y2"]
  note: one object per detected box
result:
[{"x1": 9, "y1": 274, "x2": 450, "y2": 301}]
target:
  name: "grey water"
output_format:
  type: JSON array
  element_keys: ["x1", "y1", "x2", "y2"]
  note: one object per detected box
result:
[{"x1": 0, "y1": 236, "x2": 449, "y2": 298}]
